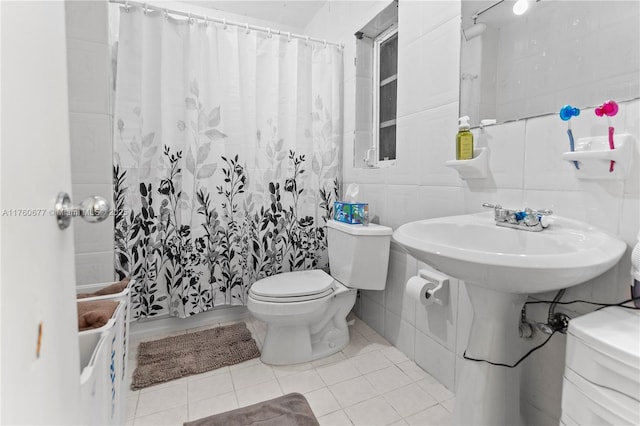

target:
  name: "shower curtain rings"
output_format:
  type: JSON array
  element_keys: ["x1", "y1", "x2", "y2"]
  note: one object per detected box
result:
[
  {"x1": 267, "y1": 28, "x2": 272, "y2": 38},
  {"x1": 305, "y1": 35, "x2": 310, "y2": 46},
  {"x1": 222, "y1": 18, "x2": 227, "y2": 30},
  {"x1": 323, "y1": 39, "x2": 327, "y2": 48},
  {"x1": 125, "y1": 0, "x2": 130, "y2": 12},
  {"x1": 164, "y1": 9, "x2": 169, "y2": 19},
  {"x1": 143, "y1": 3, "x2": 148, "y2": 15},
  {"x1": 188, "y1": 12, "x2": 193, "y2": 25},
  {"x1": 245, "y1": 23, "x2": 250, "y2": 34},
  {"x1": 204, "y1": 15, "x2": 208, "y2": 26},
  {"x1": 287, "y1": 32, "x2": 291, "y2": 43}
]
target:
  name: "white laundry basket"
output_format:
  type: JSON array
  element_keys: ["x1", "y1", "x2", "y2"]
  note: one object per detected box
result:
[
  {"x1": 78, "y1": 301, "x2": 126, "y2": 425},
  {"x1": 79, "y1": 326, "x2": 112, "y2": 425},
  {"x1": 77, "y1": 279, "x2": 133, "y2": 426},
  {"x1": 77, "y1": 279, "x2": 133, "y2": 384}
]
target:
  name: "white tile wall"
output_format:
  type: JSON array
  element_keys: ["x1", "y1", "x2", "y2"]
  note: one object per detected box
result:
[
  {"x1": 75, "y1": 251, "x2": 115, "y2": 284},
  {"x1": 396, "y1": 17, "x2": 460, "y2": 118},
  {"x1": 65, "y1": 0, "x2": 109, "y2": 44},
  {"x1": 414, "y1": 330, "x2": 455, "y2": 390},
  {"x1": 461, "y1": 186, "x2": 524, "y2": 214},
  {"x1": 385, "y1": 248, "x2": 417, "y2": 324},
  {"x1": 65, "y1": 0, "x2": 114, "y2": 285},
  {"x1": 414, "y1": 186, "x2": 465, "y2": 220},
  {"x1": 524, "y1": 186, "x2": 624, "y2": 235},
  {"x1": 66, "y1": 38, "x2": 111, "y2": 115},
  {"x1": 382, "y1": 185, "x2": 419, "y2": 230},
  {"x1": 384, "y1": 311, "x2": 415, "y2": 359},
  {"x1": 304, "y1": 1, "x2": 640, "y2": 424},
  {"x1": 359, "y1": 293, "x2": 385, "y2": 336},
  {"x1": 343, "y1": 78, "x2": 356, "y2": 135},
  {"x1": 398, "y1": 0, "x2": 459, "y2": 49},
  {"x1": 477, "y1": 120, "x2": 527, "y2": 188},
  {"x1": 73, "y1": 214, "x2": 115, "y2": 255},
  {"x1": 394, "y1": 103, "x2": 460, "y2": 187},
  {"x1": 69, "y1": 112, "x2": 112, "y2": 184}
]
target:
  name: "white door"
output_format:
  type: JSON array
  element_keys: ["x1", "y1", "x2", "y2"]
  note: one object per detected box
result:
[{"x1": 1, "y1": 1, "x2": 81, "y2": 423}]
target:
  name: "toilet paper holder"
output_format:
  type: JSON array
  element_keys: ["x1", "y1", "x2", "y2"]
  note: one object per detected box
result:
[{"x1": 418, "y1": 269, "x2": 450, "y2": 306}]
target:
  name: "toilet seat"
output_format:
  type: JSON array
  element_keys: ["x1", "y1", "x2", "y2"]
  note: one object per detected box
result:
[{"x1": 249, "y1": 270, "x2": 336, "y2": 303}]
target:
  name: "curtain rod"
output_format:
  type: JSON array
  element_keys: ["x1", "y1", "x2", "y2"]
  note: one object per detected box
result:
[
  {"x1": 471, "y1": 0, "x2": 505, "y2": 23},
  {"x1": 109, "y1": 0, "x2": 343, "y2": 49}
]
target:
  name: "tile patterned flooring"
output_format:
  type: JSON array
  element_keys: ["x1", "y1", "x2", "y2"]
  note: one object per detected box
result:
[{"x1": 125, "y1": 315, "x2": 455, "y2": 425}]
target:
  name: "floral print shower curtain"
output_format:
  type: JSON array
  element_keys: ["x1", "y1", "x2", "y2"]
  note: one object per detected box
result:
[{"x1": 113, "y1": 7, "x2": 343, "y2": 319}]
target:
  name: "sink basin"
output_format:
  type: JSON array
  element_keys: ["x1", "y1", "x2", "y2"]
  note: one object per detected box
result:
[
  {"x1": 393, "y1": 211, "x2": 626, "y2": 294},
  {"x1": 394, "y1": 211, "x2": 626, "y2": 425}
]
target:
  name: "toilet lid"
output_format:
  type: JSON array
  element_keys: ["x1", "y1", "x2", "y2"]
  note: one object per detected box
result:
[{"x1": 250, "y1": 269, "x2": 335, "y2": 298}]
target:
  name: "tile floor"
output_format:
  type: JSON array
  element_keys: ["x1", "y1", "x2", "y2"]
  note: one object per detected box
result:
[{"x1": 124, "y1": 315, "x2": 455, "y2": 426}]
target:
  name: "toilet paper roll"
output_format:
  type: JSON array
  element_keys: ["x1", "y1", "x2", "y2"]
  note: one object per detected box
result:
[{"x1": 406, "y1": 276, "x2": 440, "y2": 306}]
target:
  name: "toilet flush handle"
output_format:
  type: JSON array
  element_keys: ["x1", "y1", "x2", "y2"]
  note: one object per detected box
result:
[{"x1": 55, "y1": 192, "x2": 110, "y2": 230}]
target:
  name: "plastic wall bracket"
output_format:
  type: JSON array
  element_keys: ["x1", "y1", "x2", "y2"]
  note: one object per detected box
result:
[
  {"x1": 445, "y1": 147, "x2": 489, "y2": 179},
  {"x1": 561, "y1": 133, "x2": 636, "y2": 180}
]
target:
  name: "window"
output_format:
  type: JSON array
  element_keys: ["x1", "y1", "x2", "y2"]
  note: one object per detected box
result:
[
  {"x1": 353, "y1": 1, "x2": 398, "y2": 168},
  {"x1": 374, "y1": 26, "x2": 398, "y2": 163}
]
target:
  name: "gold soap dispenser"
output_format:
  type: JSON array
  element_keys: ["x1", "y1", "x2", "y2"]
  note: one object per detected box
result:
[{"x1": 456, "y1": 116, "x2": 474, "y2": 160}]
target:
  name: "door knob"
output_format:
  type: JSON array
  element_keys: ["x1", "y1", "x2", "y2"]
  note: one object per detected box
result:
[{"x1": 55, "y1": 192, "x2": 110, "y2": 230}]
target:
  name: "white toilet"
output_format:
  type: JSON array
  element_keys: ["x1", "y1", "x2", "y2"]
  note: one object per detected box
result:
[{"x1": 247, "y1": 219, "x2": 392, "y2": 365}]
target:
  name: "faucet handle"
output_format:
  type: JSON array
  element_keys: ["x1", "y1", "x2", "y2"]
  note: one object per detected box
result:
[
  {"x1": 525, "y1": 208, "x2": 553, "y2": 216},
  {"x1": 523, "y1": 208, "x2": 553, "y2": 228},
  {"x1": 523, "y1": 207, "x2": 553, "y2": 216},
  {"x1": 483, "y1": 203, "x2": 508, "y2": 221},
  {"x1": 482, "y1": 202, "x2": 502, "y2": 210}
]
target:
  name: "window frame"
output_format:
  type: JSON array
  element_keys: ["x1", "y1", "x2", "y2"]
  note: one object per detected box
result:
[{"x1": 372, "y1": 24, "x2": 398, "y2": 167}]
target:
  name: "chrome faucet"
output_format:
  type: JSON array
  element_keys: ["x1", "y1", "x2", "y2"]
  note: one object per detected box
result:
[{"x1": 482, "y1": 203, "x2": 553, "y2": 232}]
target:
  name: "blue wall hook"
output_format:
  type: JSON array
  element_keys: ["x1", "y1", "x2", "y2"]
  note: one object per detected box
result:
[{"x1": 559, "y1": 105, "x2": 580, "y2": 121}]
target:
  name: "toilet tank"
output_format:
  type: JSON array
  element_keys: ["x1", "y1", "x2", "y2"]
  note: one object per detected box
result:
[{"x1": 327, "y1": 220, "x2": 392, "y2": 290}]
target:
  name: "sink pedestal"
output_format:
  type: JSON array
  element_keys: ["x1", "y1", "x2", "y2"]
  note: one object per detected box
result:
[{"x1": 454, "y1": 283, "x2": 528, "y2": 426}]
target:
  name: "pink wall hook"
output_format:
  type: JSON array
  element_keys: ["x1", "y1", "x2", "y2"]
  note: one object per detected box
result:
[{"x1": 595, "y1": 100, "x2": 619, "y2": 117}]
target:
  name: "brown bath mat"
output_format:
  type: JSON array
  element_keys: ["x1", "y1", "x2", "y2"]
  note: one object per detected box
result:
[
  {"x1": 184, "y1": 392, "x2": 319, "y2": 426},
  {"x1": 131, "y1": 322, "x2": 260, "y2": 390}
]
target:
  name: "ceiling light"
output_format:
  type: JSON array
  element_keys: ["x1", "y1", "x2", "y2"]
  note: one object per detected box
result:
[{"x1": 513, "y1": 0, "x2": 529, "y2": 15}]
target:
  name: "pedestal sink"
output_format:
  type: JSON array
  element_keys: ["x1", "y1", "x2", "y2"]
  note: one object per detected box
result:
[{"x1": 393, "y1": 211, "x2": 626, "y2": 426}]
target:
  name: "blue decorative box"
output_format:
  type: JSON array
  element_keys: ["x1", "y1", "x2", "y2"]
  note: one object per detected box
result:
[{"x1": 333, "y1": 202, "x2": 368, "y2": 224}]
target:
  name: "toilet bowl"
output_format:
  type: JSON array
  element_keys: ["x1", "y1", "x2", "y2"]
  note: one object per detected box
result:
[
  {"x1": 248, "y1": 270, "x2": 357, "y2": 365},
  {"x1": 247, "y1": 220, "x2": 392, "y2": 365}
]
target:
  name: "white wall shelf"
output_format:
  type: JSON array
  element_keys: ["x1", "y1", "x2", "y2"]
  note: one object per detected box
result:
[
  {"x1": 561, "y1": 133, "x2": 636, "y2": 180},
  {"x1": 445, "y1": 147, "x2": 489, "y2": 179}
]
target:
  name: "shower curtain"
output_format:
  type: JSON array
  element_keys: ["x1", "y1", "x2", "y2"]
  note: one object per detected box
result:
[{"x1": 113, "y1": 7, "x2": 343, "y2": 319}]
